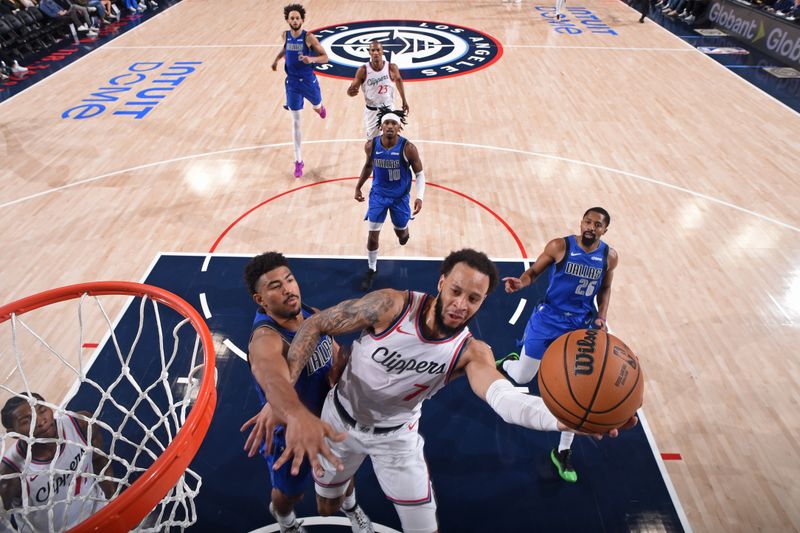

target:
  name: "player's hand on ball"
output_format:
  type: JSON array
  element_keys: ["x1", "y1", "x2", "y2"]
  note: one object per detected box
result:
[
  {"x1": 556, "y1": 415, "x2": 639, "y2": 439},
  {"x1": 354, "y1": 189, "x2": 364, "y2": 202},
  {"x1": 557, "y1": 422, "x2": 614, "y2": 439},
  {"x1": 618, "y1": 415, "x2": 638, "y2": 430}
]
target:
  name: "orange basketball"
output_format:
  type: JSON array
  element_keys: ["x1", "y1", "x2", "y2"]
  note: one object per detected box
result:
[{"x1": 537, "y1": 328, "x2": 644, "y2": 433}]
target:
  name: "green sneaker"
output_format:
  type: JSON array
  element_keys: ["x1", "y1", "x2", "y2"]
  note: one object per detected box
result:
[
  {"x1": 495, "y1": 351, "x2": 519, "y2": 370},
  {"x1": 550, "y1": 448, "x2": 578, "y2": 483}
]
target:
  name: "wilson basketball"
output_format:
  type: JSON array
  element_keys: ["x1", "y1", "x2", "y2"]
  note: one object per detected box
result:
[{"x1": 538, "y1": 328, "x2": 644, "y2": 433}]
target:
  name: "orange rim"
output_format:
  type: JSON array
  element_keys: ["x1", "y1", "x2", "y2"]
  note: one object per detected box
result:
[{"x1": 0, "y1": 281, "x2": 217, "y2": 533}]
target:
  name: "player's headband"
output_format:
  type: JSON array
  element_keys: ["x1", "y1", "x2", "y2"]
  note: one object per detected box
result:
[{"x1": 381, "y1": 113, "x2": 402, "y2": 125}]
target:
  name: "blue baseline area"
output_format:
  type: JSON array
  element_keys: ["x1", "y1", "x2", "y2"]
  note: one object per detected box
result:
[{"x1": 70, "y1": 254, "x2": 686, "y2": 533}]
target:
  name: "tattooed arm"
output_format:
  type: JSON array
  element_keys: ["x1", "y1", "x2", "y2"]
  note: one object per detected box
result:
[
  {"x1": 285, "y1": 289, "x2": 405, "y2": 384},
  {"x1": 269, "y1": 289, "x2": 407, "y2": 475}
]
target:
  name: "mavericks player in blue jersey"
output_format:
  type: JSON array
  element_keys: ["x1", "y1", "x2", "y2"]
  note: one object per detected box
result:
[
  {"x1": 498, "y1": 207, "x2": 619, "y2": 482},
  {"x1": 354, "y1": 108, "x2": 425, "y2": 291},
  {"x1": 240, "y1": 252, "x2": 374, "y2": 533},
  {"x1": 271, "y1": 4, "x2": 328, "y2": 179}
]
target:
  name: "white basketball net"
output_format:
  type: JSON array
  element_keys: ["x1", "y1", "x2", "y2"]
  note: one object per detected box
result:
[{"x1": 0, "y1": 290, "x2": 209, "y2": 532}]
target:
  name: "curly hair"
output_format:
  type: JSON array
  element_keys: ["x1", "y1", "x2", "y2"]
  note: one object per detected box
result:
[
  {"x1": 375, "y1": 107, "x2": 408, "y2": 131},
  {"x1": 283, "y1": 3, "x2": 305, "y2": 19},
  {"x1": 244, "y1": 252, "x2": 290, "y2": 295},
  {"x1": 440, "y1": 249, "x2": 499, "y2": 295}
]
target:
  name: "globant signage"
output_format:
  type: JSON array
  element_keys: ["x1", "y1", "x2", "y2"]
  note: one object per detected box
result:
[{"x1": 708, "y1": 0, "x2": 800, "y2": 68}]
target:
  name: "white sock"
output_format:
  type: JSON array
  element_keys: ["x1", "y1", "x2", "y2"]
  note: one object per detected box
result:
[
  {"x1": 502, "y1": 347, "x2": 540, "y2": 385},
  {"x1": 274, "y1": 508, "x2": 297, "y2": 528},
  {"x1": 555, "y1": 0, "x2": 566, "y2": 14},
  {"x1": 368, "y1": 249, "x2": 378, "y2": 271},
  {"x1": 342, "y1": 488, "x2": 357, "y2": 512},
  {"x1": 291, "y1": 110, "x2": 302, "y2": 161},
  {"x1": 558, "y1": 431, "x2": 574, "y2": 452}
]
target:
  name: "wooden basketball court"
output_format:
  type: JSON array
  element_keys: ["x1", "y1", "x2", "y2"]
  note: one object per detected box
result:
[{"x1": 1, "y1": 0, "x2": 799, "y2": 531}]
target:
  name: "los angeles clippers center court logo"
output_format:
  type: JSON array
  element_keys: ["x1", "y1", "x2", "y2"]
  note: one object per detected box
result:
[{"x1": 311, "y1": 20, "x2": 503, "y2": 80}]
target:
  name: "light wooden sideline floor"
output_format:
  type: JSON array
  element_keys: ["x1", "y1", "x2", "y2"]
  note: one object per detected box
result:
[{"x1": 1, "y1": 1, "x2": 799, "y2": 531}]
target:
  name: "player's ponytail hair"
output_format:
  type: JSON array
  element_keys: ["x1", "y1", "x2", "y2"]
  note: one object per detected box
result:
[{"x1": 376, "y1": 107, "x2": 408, "y2": 131}]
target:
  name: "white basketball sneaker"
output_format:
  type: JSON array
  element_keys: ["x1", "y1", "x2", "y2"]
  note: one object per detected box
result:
[{"x1": 343, "y1": 504, "x2": 375, "y2": 533}]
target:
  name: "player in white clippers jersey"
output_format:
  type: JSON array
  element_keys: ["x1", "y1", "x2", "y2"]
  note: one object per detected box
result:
[
  {"x1": 257, "y1": 249, "x2": 638, "y2": 533},
  {"x1": 347, "y1": 40, "x2": 409, "y2": 139},
  {"x1": 0, "y1": 393, "x2": 115, "y2": 532}
]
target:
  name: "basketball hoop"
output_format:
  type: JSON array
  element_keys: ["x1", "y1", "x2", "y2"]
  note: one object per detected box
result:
[{"x1": 0, "y1": 282, "x2": 217, "y2": 533}]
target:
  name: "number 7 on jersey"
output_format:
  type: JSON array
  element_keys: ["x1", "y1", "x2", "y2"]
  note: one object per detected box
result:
[{"x1": 403, "y1": 384, "x2": 430, "y2": 401}]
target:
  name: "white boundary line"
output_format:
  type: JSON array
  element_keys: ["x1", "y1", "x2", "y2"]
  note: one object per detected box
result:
[
  {"x1": 139, "y1": 251, "x2": 164, "y2": 284},
  {"x1": 2, "y1": 139, "x2": 797, "y2": 234},
  {"x1": 222, "y1": 338, "x2": 247, "y2": 362},
  {"x1": 508, "y1": 298, "x2": 527, "y2": 325},
  {"x1": 249, "y1": 516, "x2": 401, "y2": 533},
  {"x1": 102, "y1": 43, "x2": 693, "y2": 52},
  {"x1": 638, "y1": 409, "x2": 694, "y2": 533},
  {"x1": 198, "y1": 292, "x2": 211, "y2": 319},
  {"x1": 161, "y1": 250, "x2": 455, "y2": 261},
  {"x1": 0, "y1": 141, "x2": 288, "y2": 209},
  {"x1": 422, "y1": 139, "x2": 800, "y2": 232},
  {"x1": 200, "y1": 253, "x2": 213, "y2": 272},
  {"x1": 504, "y1": 44, "x2": 691, "y2": 51},
  {"x1": 106, "y1": 44, "x2": 284, "y2": 49}
]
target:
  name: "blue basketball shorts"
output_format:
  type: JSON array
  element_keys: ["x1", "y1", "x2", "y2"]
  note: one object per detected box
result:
[
  {"x1": 264, "y1": 426, "x2": 312, "y2": 497},
  {"x1": 365, "y1": 193, "x2": 411, "y2": 229},
  {"x1": 284, "y1": 75, "x2": 322, "y2": 111},
  {"x1": 522, "y1": 304, "x2": 594, "y2": 361}
]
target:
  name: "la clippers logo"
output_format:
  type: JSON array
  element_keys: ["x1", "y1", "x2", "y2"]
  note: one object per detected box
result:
[{"x1": 311, "y1": 20, "x2": 503, "y2": 80}]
